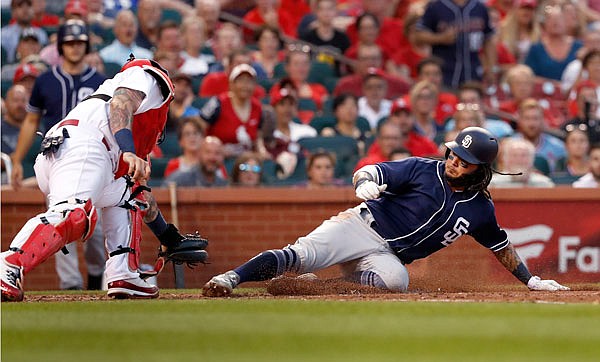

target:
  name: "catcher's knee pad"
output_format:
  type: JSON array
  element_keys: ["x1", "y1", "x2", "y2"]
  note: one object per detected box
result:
[{"x1": 5, "y1": 199, "x2": 98, "y2": 274}]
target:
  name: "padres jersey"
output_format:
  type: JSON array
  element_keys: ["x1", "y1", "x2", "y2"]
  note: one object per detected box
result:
[
  {"x1": 366, "y1": 157, "x2": 508, "y2": 264},
  {"x1": 27, "y1": 65, "x2": 106, "y2": 132}
]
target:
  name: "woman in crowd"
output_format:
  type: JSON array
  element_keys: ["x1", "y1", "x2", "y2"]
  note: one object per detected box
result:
[
  {"x1": 164, "y1": 117, "x2": 204, "y2": 178},
  {"x1": 499, "y1": 0, "x2": 541, "y2": 63},
  {"x1": 555, "y1": 125, "x2": 591, "y2": 177},
  {"x1": 251, "y1": 25, "x2": 284, "y2": 80},
  {"x1": 230, "y1": 152, "x2": 264, "y2": 187}
]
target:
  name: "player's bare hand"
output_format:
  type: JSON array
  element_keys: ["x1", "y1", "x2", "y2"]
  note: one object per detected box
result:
[
  {"x1": 355, "y1": 181, "x2": 387, "y2": 200},
  {"x1": 527, "y1": 276, "x2": 570, "y2": 291},
  {"x1": 10, "y1": 159, "x2": 23, "y2": 190},
  {"x1": 122, "y1": 152, "x2": 150, "y2": 183}
]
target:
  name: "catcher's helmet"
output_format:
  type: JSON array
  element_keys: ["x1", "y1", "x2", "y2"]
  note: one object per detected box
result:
[
  {"x1": 445, "y1": 127, "x2": 498, "y2": 165},
  {"x1": 57, "y1": 19, "x2": 90, "y2": 56}
]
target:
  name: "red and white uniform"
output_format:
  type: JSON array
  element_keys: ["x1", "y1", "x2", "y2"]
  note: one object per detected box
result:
[{"x1": 2, "y1": 64, "x2": 174, "y2": 285}]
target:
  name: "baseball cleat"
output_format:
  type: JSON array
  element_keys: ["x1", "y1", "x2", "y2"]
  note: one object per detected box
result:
[
  {"x1": 107, "y1": 277, "x2": 159, "y2": 299},
  {"x1": 1, "y1": 259, "x2": 24, "y2": 302},
  {"x1": 202, "y1": 270, "x2": 240, "y2": 297}
]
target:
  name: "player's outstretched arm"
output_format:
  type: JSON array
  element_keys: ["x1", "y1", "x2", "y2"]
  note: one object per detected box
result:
[{"x1": 493, "y1": 243, "x2": 569, "y2": 291}]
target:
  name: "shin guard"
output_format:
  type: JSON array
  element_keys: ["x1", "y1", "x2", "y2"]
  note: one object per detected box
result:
[{"x1": 5, "y1": 199, "x2": 98, "y2": 274}]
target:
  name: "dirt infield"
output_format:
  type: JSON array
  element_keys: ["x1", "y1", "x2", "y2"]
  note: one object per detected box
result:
[{"x1": 19, "y1": 277, "x2": 600, "y2": 304}]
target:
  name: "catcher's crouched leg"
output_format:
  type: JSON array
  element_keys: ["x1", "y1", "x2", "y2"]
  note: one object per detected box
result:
[{"x1": 151, "y1": 224, "x2": 209, "y2": 273}]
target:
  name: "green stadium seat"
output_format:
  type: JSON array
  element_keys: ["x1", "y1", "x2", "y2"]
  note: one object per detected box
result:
[
  {"x1": 103, "y1": 62, "x2": 122, "y2": 78},
  {"x1": 298, "y1": 98, "x2": 318, "y2": 112},
  {"x1": 161, "y1": 8, "x2": 182, "y2": 23},
  {"x1": 323, "y1": 76, "x2": 339, "y2": 94},
  {"x1": 309, "y1": 115, "x2": 336, "y2": 134},
  {"x1": 1, "y1": 8, "x2": 11, "y2": 27},
  {"x1": 22, "y1": 137, "x2": 42, "y2": 179},
  {"x1": 159, "y1": 133, "x2": 182, "y2": 158},
  {"x1": 150, "y1": 157, "x2": 170, "y2": 179},
  {"x1": 192, "y1": 97, "x2": 210, "y2": 109},
  {"x1": 191, "y1": 75, "x2": 204, "y2": 95},
  {"x1": 273, "y1": 62, "x2": 287, "y2": 78},
  {"x1": 356, "y1": 117, "x2": 372, "y2": 133},
  {"x1": 534, "y1": 156, "x2": 551, "y2": 176},
  {"x1": 1, "y1": 79, "x2": 13, "y2": 98},
  {"x1": 298, "y1": 136, "x2": 359, "y2": 179},
  {"x1": 308, "y1": 62, "x2": 335, "y2": 86}
]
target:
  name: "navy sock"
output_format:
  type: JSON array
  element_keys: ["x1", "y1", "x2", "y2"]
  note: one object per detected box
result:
[{"x1": 234, "y1": 248, "x2": 298, "y2": 283}]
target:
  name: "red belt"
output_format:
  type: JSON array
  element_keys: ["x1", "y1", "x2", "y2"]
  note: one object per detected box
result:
[{"x1": 57, "y1": 119, "x2": 110, "y2": 151}]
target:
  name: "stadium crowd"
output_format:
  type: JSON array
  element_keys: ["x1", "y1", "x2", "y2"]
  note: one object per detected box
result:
[{"x1": 2, "y1": 0, "x2": 600, "y2": 189}]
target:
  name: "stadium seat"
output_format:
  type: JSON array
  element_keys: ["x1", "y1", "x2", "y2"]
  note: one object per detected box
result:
[
  {"x1": 192, "y1": 97, "x2": 211, "y2": 109},
  {"x1": 298, "y1": 98, "x2": 318, "y2": 112},
  {"x1": 534, "y1": 156, "x2": 551, "y2": 176},
  {"x1": 161, "y1": 8, "x2": 182, "y2": 23},
  {"x1": 551, "y1": 174, "x2": 579, "y2": 185},
  {"x1": 356, "y1": 117, "x2": 372, "y2": 133},
  {"x1": 273, "y1": 63, "x2": 287, "y2": 79},
  {"x1": 159, "y1": 133, "x2": 182, "y2": 158},
  {"x1": 307, "y1": 62, "x2": 335, "y2": 86},
  {"x1": 309, "y1": 115, "x2": 336, "y2": 133},
  {"x1": 1, "y1": 79, "x2": 13, "y2": 98},
  {"x1": 1, "y1": 8, "x2": 11, "y2": 27},
  {"x1": 191, "y1": 75, "x2": 204, "y2": 95},
  {"x1": 298, "y1": 136, "x2": 359, "y2": 179},
  {"x1": 103, "y1": 62, "x2": 122, "y2": 78},
  {"x1": 150, "y1": 157, "x2": 170, "y2": 179},
  {"x1": 323, "y1": 76, "x2": 339, "y2": 94}
]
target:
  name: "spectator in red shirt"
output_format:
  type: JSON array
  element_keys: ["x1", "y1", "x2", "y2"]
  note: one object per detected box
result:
[
  {"x1": 199, "y1": 64, "x2": 268, "y2": 159},
  {"x1": 243, "y1": 0, "x2": 297, "y2": 38},
  {"x1": 390, "y1": 12, "x2": 431, "y2": 82},
  {"x1": 199, "y1": 49, "x2": 267, "y2": 99},
  {"x1": 354, "y1": 121, "x2": 405, "y2": 171},
  {"x1": 345, "y1": 0, "x2": 408, "y2": 56},
  {"x1": 334, "y1": 44, "x2": 411, "y2": 99}
]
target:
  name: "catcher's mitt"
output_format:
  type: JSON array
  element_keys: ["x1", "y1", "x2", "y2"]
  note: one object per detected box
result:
[{"x1": 158, "y1": 224, "x2": 209, "y2": 267}]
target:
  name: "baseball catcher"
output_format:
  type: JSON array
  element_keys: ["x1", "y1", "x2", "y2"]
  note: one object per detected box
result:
[
  {"x1": 1, "y1": 56, "x2": 208, "y2": 302},
  {"x1": 203, "y1": 126, "x2": 569, "y2": 297}
]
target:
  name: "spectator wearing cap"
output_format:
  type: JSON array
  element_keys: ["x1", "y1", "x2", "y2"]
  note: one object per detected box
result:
[
  {"x1": 38, "y1": 0, "x2": 92, "y2": 67},
  {"x1": 0, "y1": 28, "x2": 41, "y2": 80},
  {"x1": 358, "y1": 68, "x2": 392, "y2": 131},
  {"x1": 199, "y1": 49, "x2": 267, "y2": 99},
  {"x1": 99, "y1": 10, "x2": 153, "y2": 66},
  {"x1": 1, "y1": 0, "x2": 48, "y2": 64},
  {"x1": 266, "y1": 87, "x2": 317, "y2": 178},
  {"x1": 199, "y1": 64, "x2": 268, "y2": 159},
  {"x1": 334, "y1": 43, "x2": 411, "y2": 100},
  {"x1": 368, "y1": 96, "x2": 439, "y2": 158},
  {"x1": 11, "y1": 63, "x2": 40, "y2": 95},
  {"x1": 166, "y1": 72, "x2": 202, "y2": 132}
]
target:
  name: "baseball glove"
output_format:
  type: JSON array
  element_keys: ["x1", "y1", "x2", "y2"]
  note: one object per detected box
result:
[{"x1": 158, "y1": 224, "x2": 209, "y2": 267}]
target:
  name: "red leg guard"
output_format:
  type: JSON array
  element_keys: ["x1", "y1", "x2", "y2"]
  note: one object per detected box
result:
[{"x1": 5, "y1": 201, "x2": 98, "y2": 274}]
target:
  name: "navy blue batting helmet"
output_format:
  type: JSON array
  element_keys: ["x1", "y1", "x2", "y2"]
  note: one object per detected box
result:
[
  {"x1": 57, "y1": 19, "x2": 90, "y2": 56},
  {"x1": 445, "y1": 127, "x2": 499, "y2": 165}
]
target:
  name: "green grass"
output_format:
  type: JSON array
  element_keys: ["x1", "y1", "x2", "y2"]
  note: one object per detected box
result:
[{"x1": 2, "y1": 290, "x2": 599, "y2": 362}]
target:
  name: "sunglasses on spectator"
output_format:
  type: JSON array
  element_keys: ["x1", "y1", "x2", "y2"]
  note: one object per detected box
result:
[
  {"x1": 456, "y1": 103, "x2": 480, "y2": 111},
  {"x1": 287, "y1": 43, "x2": 311, "y2": 54},
  {"x1": 239, "y1": 163, "x2": 262, "y2": 173},
  {"x1": 565, "y1": 123, "x2": 588, "y2": 132}
]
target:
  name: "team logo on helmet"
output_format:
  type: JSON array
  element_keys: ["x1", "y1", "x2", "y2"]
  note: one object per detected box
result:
[{"x1": 461, "y1": 135, "x2": 473, "y2": 148}]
